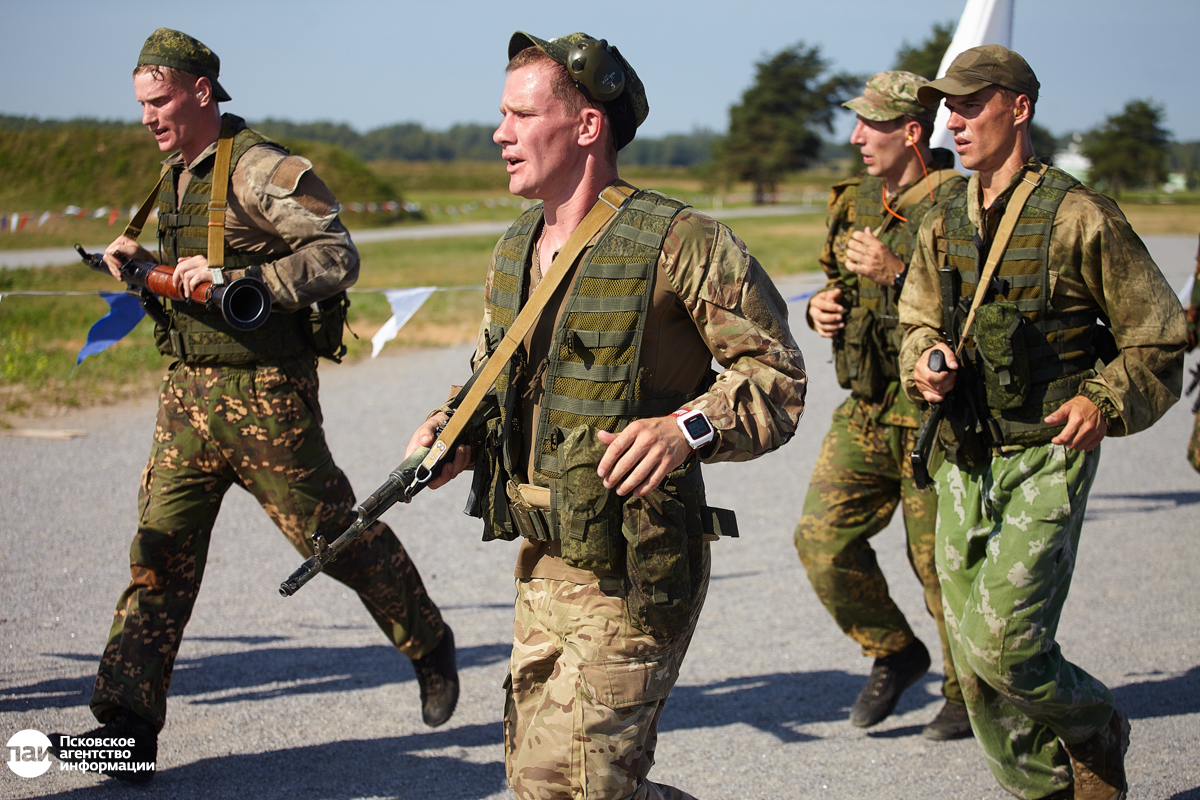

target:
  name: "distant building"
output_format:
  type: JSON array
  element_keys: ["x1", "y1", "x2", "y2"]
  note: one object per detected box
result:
[{"x1": 1054, "y1": 132, "x2": 1091, "y2": 184}]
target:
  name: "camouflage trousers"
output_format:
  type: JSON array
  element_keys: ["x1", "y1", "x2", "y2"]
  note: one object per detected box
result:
[
  {"x1": 504, "y1": 546, "x2": 709, "y2": 800},
  {"x1": 935, "y1": 445, "x2": 1115, "y2": 800},
  {"x1": 1188, "y1": 407, "x2": 1200, "y2": 473},
  {"x1": 91, "y1": 358, "x2": 444, "y2": 732},
  {"x1": 794, "y1": 397, "x2": 960, "y2": 702}
]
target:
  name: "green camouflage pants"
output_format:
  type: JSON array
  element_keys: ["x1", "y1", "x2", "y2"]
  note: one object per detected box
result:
[
  {"x1": 1188, "y1": 407, "x2": 1200, "y2": 472},
  {"x1": 91, "y1": 358, "x2": 444, "y2": 732},
  {"x1": 935, "y1": 444, "x2": 1115, "y2": 800},
  {"x1": 504, "y1": 546, "x2": 709, "y2": 800},
  {"x1": 794, "y1": 397, "x2": 960, "y2": 702}
]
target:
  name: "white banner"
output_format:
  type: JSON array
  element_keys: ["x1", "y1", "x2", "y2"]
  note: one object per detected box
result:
[
  {"x1": 930, "y1": 0, "x2": 1015, "y2": 170},
  {"x1": 370, "y1": 287, "x2": 437, "y2": 358}
]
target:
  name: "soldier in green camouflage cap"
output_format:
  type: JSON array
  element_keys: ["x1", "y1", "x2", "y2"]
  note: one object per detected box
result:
[
  {"x1": 49, "y1": 27, "x2": 458, "y2": 784},
  {"x1": 405, "y1": 30, "x2": 807, "y2": 800},
  {"x1": 901, "y1": 44, "x2": 1185, "y2": 800},
  {"x1": 795, "y1": 69, "x2": 971, "y2": 740}
]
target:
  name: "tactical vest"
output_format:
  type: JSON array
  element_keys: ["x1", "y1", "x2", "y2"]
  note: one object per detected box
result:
[
  {"x1": 835, "y1": 159, "x2": 965, "y2": 400},
  {"x1": 154, "y1": 118, "x2": 307, "y2": 364},
  {"x1": 943, "y1": 165, "x2": 1112, "y2": 448}
]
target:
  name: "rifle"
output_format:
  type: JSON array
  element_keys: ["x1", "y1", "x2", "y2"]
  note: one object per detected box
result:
[
  {"x1": 279, "y1": 375, "x2": 497, "y2": 597},
  {"x1": 75, "y1": 244, "x2": 271, "y2": 331},
  {"x1": 910, "y1": 267, "x2": 961, "y2": 489}
]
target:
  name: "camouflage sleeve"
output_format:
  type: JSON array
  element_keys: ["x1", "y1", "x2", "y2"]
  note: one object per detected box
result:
[
  {"x1": 1058, "y1": 189, "x2": 1187, "y2": 436},
  {"x1": 804, "y1": 182, "x2": 857, "y2": 329},
  {"x1": 231, "y1": 145, "x2": 360, "y2": 311},
  {"x1": 659, "y1": 211, "x2": 807, "y2": 462},
  {"x1": 897, "y1": 210, "x2": 947, "y2": 403}
]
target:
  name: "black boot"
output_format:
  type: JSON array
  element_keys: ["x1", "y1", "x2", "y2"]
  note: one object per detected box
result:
[
  {"x1": 49, "y1": 708, "x2": 158, "y2": 785},
  {"x1": 412, "y1": 624, "x2": 459, "y2": 727},
  {"x1": 849, "y1": 638, "x2": 931, "y2": 728},
  {"x1": 921, "y1": 699, "x2": 974, "y2": 740}
]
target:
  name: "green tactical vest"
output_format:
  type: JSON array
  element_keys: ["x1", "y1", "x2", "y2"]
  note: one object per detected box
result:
[
  {"x1": 154, "y1": 115, "x2": 306, "y2": 364},
  {"x1": 942, "y1": 165, "x2": 1112, "y2": 448},
  {"x1": 835, "y1": 151, "x2": 966, "y2": 401}
]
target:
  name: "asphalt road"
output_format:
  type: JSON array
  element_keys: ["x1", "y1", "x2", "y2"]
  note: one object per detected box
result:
[{"x1": 1, "y1": 237, "x2": 1197, "y2": 799}]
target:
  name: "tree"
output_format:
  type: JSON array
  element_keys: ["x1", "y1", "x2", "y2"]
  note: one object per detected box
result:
[
  {"x1": 1029, "y1": 123, "x2": 1060, "y2": 161},
  {"x1": 717, "y1": 43, "x2": 859, "y2": 202},
  {"x1": 893, "y1": 21, "x2": 955, "y2": 80},
  {"x1": 1082, "y1": 99, "x2": 1171, "y2": 198}
]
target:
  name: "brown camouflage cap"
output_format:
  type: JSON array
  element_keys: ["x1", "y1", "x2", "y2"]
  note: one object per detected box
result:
[
  {"x1": 917, "y1": 45, "x2": 1039, "y2": 106},
  {"x1": 137, "y1": 28, "x2": 231, "y2": 102},
  {"x1": 843, "y1": 71, "x2": 936, "y2": 122},
  {"x1": 508, "y1": 31, "x2": 647, "y2": 151}
]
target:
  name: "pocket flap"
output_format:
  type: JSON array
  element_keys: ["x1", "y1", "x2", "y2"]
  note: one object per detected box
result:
[{"x1": 578, "y1": 654, "x2": 676, "y2": 709}]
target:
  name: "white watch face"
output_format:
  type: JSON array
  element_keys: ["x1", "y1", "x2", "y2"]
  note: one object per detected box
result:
[{"x1": 677, "y1": 410, "x2": 713, "y2": 447}]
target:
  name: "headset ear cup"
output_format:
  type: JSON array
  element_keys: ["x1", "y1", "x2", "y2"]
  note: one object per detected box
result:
[{"x1": 566, "y1": 38, "x2": 625, "y2": 102}]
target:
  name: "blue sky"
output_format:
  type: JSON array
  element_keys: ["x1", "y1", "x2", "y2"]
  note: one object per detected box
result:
[{"x1": 3, "y1": 0, "x2": 1197, "y2": 142}]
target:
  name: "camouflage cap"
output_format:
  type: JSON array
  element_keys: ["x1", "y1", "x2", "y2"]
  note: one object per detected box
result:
[
  {"x1": 843, "y1": 71, "x2": 936, "y2": 122},
  {"x1": 137, "y1": 28, "x2": 231, "y2": 102},
  {"x1": 508, "y1": 31, "x2": 648, "y2": 151},
  {"x1": 917, "y1": 45, "x2": 1039, "y2": 106}
]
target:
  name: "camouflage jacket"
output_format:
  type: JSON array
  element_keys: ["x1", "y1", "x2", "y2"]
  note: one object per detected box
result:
[
  {"x1": 157, "y1": 114, "x2": 359, "y2": 312},
  {"x1": 899, "y1": 160, "x2": 1187, "y2": 438},
  {"x1": 811, "y1": 148, "x2": 963, "y2": 427}
]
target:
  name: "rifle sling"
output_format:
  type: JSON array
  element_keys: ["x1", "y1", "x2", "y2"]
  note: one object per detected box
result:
[
  {"x1": 419, "y1": 183, "x2": 636, "y2": 476},
  {"x1": 954, "y1": 162, "x2": 1050, "y2": 359}
]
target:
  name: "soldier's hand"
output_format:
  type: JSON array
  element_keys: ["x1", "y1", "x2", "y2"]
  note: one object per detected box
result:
[
  {"x1": 404, "y1": 412, "x2": 472, "y2": 491},
  {"x1": 914, "y1": 344, "x2": 957, "y2": 402},
  {"x1": 808, "y1": 287, "x2": 845, "y2": 338},
  {"x1": 845, "y1": 227, "x2": 905, "y2": 287},
  {"x1": 174, "y1": 254, "x2": 212, "y2": 296},
  {"x1": 102, "y1": 236, "x2": 152, "y2": 280},
  {"x1": 596, "y1": 416, "x2": 692, "y2": 498},
  {"x1": 1046, "y1": 396, "x2": 1108, "y2": 452}
]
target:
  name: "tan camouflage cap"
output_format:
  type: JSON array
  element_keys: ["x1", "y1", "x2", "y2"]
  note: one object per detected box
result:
[
  {"x1": 917, "y1": 44, "x2": 1039, "y2": 106},
  {"x1": 137, "y1": 28, "x2": 231, "y2": 102},
  {"x1": 508, "y1": 31, "x2": 647, "y2": 150},
  {"x1": 843, "y1": 71, "x2": 936, "y2": 122}
]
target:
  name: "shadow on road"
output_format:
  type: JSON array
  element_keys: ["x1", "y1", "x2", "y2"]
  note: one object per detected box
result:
[
  {"x1": 2, "y1": 641, "x2": 510, "y2": 713},
  {"x1": 1085, "y1": 490, "x2": 1200, "y2": 519},
  {"x1": 34, "y1": 726, "x2": 507, "y2": 800}
]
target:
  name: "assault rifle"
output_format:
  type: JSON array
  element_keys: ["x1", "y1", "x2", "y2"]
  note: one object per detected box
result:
[
  {"x1": 910, "y1": 267, "x2": 962, "y2": 489},
  {"x1": 75, "y1": 244, "x2": 271, "y2": 331},
  {"x1": 279, "y1": 376, "x2": 497, "y2": 597}
]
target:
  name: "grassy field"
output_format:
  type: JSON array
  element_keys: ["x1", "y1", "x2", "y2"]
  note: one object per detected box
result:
[{"x1": 4, "y1": 160, "x2": 1200, "y2": 424}]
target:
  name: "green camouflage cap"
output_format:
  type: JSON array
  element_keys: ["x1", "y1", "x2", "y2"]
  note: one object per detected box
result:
[
  {"x1": 917, "y1": 44, "x2": 1039, "y2": 106},
  {"x1": 137, "y1": 28, "x2": 231, "y2": 102},
  {"x1": 843, "y1": 71, "x2": 936, "y2": 122},
  {"x1": 508, "y1": 31, "x2": 648, "y2": 150}
]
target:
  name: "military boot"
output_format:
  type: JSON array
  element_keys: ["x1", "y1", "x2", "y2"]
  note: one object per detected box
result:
[
  {"x1": 49, "y1": 708, "x2": 158, "y2": 785},
  {"x1": 849, "y1": 638, "x2": 930, "y2": 728},
  {"x1": 412, "y1": 624, "x2": 459, "y2": 727},
  {"x1": 921, "y1": 699, "x2": 973, "y2": 740},
  {"x1": 1063, "y1": 707, "x2": 1130, "y2": 800}
]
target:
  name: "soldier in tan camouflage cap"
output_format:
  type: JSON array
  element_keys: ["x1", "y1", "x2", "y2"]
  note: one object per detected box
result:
[
  {"x1": 406, "y1": 30, "x2": 807, "y2": 800},
  {"x1": 794, "y1": 69, "x2": 969, "y2": 741},
  {"x1": 49, "y1": 27, "x2": 459, "y2": 784},
  {"x1": 901, "y1": 44, "x2": 1185, "y2": 800}
]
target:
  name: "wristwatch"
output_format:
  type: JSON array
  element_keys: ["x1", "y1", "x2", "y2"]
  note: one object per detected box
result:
[{"x1": 671, "y1": 408, "x2": 715, "y2": 451}]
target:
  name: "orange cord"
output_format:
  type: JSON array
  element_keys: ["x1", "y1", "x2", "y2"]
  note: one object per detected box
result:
[{"x1": 881, "y1": 138, "x2": 937, "y2": 224}]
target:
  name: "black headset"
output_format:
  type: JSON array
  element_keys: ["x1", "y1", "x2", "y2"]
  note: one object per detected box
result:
[{"x1": 566, "y1": 38, "x2": 625, "y2": 102}]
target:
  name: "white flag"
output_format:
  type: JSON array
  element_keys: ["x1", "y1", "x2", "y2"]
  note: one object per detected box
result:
[
  {"x1": 930, "y1": 0, "x2": 1015, "y2": 169},
  {"x1": 370, "y1": 287, "x2": 437, "y2": 358}
]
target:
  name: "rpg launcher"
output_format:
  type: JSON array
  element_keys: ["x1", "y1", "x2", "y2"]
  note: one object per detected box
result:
[
  {"x1": 279, "y1": 375, "x2": 498, "y2": 598},
  {"x1": 75, "y1": 244, "x2": 271, "y2": 331}
]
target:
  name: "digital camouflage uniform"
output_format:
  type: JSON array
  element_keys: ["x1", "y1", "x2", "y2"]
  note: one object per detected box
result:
[
  {"x1": 794, "y1": 71, "x2": 966, "y2": 707},
  {"x1": 91, "y1": 115, "x2": 444, "y2": 732},
  {"x1": 468, "y1": 192, "x2": 806, "y2": 800},
  {"x1": 899, "y1": 161, "x2": 1186, "y2": 798}
]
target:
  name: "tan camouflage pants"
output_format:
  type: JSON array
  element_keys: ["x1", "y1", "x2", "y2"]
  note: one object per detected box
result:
[
  {"x1": 794, "y1": 396, "x2": 960, "y2": 702},
  {"x1": 505, "y1": 548, "x2": 709, "y2": 800},
  {"x1": 91, "y1": 358, "x2": 444, "y2": 731}
]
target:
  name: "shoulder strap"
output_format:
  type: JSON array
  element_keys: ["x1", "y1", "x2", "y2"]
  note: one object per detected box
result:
[
  {"x1": 123, "y1": 164, "x2": 171, "y2": 241},
  {"x1": 206, "y1": 125, "x2": 235, "y2": 268},
  {"x1": 896, "y1": 168, "x2": 960, "y2": 211},
  {"x1": 955, "y1": 162, "x2": 1051, "y2": 358},
  {"x1": 417, "y1": 183, "x2": 636, "y2": 479}
]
